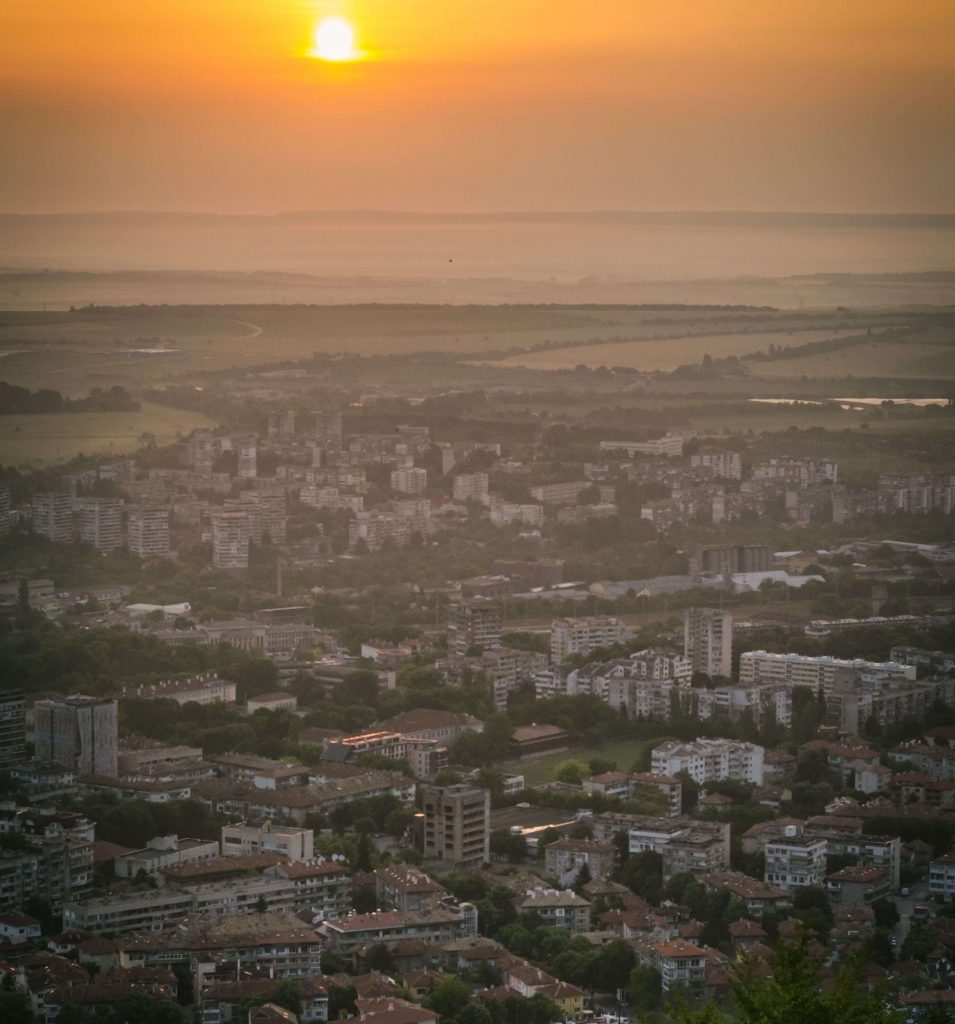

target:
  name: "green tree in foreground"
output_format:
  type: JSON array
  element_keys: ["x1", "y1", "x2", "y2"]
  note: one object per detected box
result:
[{"x1": 671, "y1": 934, "x2": 903, "y2": 1024}]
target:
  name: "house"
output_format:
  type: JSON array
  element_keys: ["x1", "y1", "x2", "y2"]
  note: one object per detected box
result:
[{"x1": 0, "y1": 912, "x2": 41, "y2": 942}]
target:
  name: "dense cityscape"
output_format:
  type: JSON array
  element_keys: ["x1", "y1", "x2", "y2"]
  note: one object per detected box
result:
[{"x1": 1, "y1": 346, "x2": 954, "y2": 1024}]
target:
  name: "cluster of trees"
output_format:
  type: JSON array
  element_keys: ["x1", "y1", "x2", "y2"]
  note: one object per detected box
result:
[{"x1": 0, "y1": 382, "x2": 139, "y2": 415}]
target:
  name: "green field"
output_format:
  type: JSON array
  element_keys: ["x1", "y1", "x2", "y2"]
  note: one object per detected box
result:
[
  {"x1": 0, "y1": 402, "x2": 219, "y2": 468},
  {"x1": 505, "y1": 738, "x2": 662, "y2": 788}
]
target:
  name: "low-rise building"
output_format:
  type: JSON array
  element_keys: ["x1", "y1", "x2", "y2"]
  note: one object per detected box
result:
[
  {"x1": 764, "y1": 830, "x2": 827, "y2": 891},
  {"x1": 221, "y1": 822, "x2": 314, "y2": 861},
  {"x1": 543, "y1": 840, "x2": 616, "y2": 884},
  {"x1": 517, "y1": 888, "x2": 591, "y2": 932},
  {"x1": 114, "y1": 835, "x2": 220, "y2": 880}
]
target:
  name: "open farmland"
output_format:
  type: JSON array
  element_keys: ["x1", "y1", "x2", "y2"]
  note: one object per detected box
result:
[
  {"x1": 747, "y1": 329, "x2": 955, "y2": 380},
  {"x1": 0, "y1": 402, "x2": 218, "y2": 468},
  {"x1": 484, "y1": 328, "x2": 862, "y2": 372}
]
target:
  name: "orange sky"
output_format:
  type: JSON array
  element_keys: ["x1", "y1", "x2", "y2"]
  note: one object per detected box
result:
[{"x1": 1, "y1": 1, "x2": 954, "y2": 213}]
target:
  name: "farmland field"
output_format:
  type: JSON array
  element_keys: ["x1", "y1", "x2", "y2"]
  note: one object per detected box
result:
[
  {"x1": 484, "y1": 329, "x2": 862, "y2": 372},
  {"x1": 0, "y1": 402, "x2": 218, "y2": 467},
  {"x1": 748, "y1": 334, "x2": 955, "y2": 380}
]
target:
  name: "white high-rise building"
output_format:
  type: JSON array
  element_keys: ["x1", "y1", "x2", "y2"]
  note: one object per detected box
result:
[
  {"x1": 32, "y1": 492, "x2": 74, "y2": 543},
  {"x1": 127, "y1": 507, "x2": 170, "y2": 558},
  {"x1": 78, "y1": 498, "x2": 124, "y2": 552},
  {"x1": 391, "y1": 467, "x2": 428, "y2": 495},
  {"x1": 684, "y1": 607, "x2": 733, "y2": 679},
  {"x1": 213, "y1": 511, "x2": 251, "y2": 570}
]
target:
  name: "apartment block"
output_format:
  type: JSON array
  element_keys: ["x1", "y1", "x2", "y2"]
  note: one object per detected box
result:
[
  {"x1": 391, "y1": 467, "x2": 428, "y2": 495},
  {"x1": 34, "y1": 696, "x2": 118, "y2": 777},
  {"x1": 421, "y1": 784, "x2": 490, "y2": 868},
  {"x1": 78, "y1": 498, "x2": 124, "y2": 552},
  {"x1": 32, "y1": 492, "x2": 74, "y2": 543},
  {"x1": 544, "y1": 839, "x2": 616, "y2": 883},
  {"x1": 529, "y1": 480, "x2": 592, "y2": 505},
  {"x1": 118, "y1": 912, "x2": 323, "y2": 981},
  {"x1": 684, "y1": 607, "x2": 733, "y2": 679},
  {"x1": 0, "y1": 688, "x2": 27, "y2": 768},
  {"x1": 375, "y1": 864, "x2": 448, "y2": 913},
  {"x1": 320, "y1": 904, "x2": 477, "y2": 955},
  {"x1": 651, "y1": 738, "x2": 764, "y2": 785},
  {"x1": 690, "y1": 450, "x2": 742, "y2": 480},
  {"x1": 127, "y1": 506, "x2": 170, "y2": 558},
  {"x1": 452, "y1": 472, "x2": 489, "y2": 503},
  {"x1": 550, "y1": 616, "x2": 633, "y2": 664},
  {"x1": 764, "y1": 829, "x2": 827, "y2": 891},
  {"x1": 739, "y1": 650, "x2": 915, "y2": 696},
  {"x1": 448, "y1": 601, "x2": 502, "y2": 658},
  {"x1": 518, "y1": 888, "x2": 592, "y2": 931},
  {"x1": 212, "y1": 511, "x2": 251, "y2": 570}
]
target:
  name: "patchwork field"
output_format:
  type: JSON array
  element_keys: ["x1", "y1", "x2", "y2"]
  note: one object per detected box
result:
[{"x1": 0, "y1": 402, "x2": 218, "y2": 468}]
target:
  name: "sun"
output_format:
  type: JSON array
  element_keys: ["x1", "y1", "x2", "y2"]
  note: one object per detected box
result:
[{"x1": 311, "y1": 18, "x2": 357, "y2": 62}]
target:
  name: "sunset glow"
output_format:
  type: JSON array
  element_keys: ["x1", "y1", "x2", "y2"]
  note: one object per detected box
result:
[
  {"x1": 311, "y1": 18, "x2": 357, "y2": 62},
  {"x1": 0, "y1": 1, "x2": 953, "y2": 213}
]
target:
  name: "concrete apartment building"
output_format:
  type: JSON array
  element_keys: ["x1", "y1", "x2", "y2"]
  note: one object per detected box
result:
[
  {"x1": 764, "y1": 828, "x2": 827, "y2": 891},
  {"x1": 452, "y1": 472, "x2": 490, "y2": 502},
  {"x1": 391, "y1": 467, "x2": 428, "y2": 494},
  {"x1": 375, "y1": 864, "x2": 448, "y2": 913},
  {"x1": 600, "y1": 434, "x2": 686, "y2": 457},
  {"x1": 689, "y1": 450, "x2": 743, "y2": 480},
  {"x1": 125, "y1": 673, "x2": 237, "y2": 706},
  {"x1": 518, "y1": 888, "x2": 592, "y2": 931},
  {"x1": 212, "y1": 511, "x2": 251, "y2": 570},
  {"x1": 550, "y1": 616, "x2": 634, "y2": 664},
  {"x1": 320, "y1": 904, "x2": 477, "y2": 955},
  {"x1": 117, "y1": 911, "x2": 324, "y2": 981},
  {"x1": 684, "y1": 607, "x2": 733, "y2": 679},
  {"x1": 114, "y1": 834, "x2": 220, "y2": 880},
  {"x1": 651, "y1": 738, "x2": 764, "y2": 785},
  {"x1": 0, "y1": 688, "x2": 27, "y2": 768},
  {"x1": 34, "y1": 696, "x2": 118, "y2": 777},
  {"x1": 583, "y1": 772, "x2": 682, "y2": 816},
  {"x1": 421, "y1": 784, "x2": 490, "y2": 868},
  {"x1": 127, "y1": 506, "x2": 170, "y2": 558},
  {"x1": 32, "y1": 492, "x2": 74, "y2": 543},
  {"x1": 77, "y1": 498, "x2": 124, "y2": 552},
  {"x1": 221, "y1": 821, "x2": 314, "y2": 861},
  {"x1": 544, "y1": 839, "x2": 616, "y2": 883},
  {"x1": 623, "y1": 816, "x2": 732, "y2": 880},
  {"x1": 313, "y1": 410, "x2": 343, "y2": 450},
  {"x1": 738, "y1": 650, "x2": 916, "y2": 695},
  {"x1": 929, "y1": 851, "x2": 955, "y2": 900},
  {"x1": 529, "y1": 480, "x2": 592, "y2": 504},
  {"x1": 447, "y1": 601, "x2": 502, "y2": 658}
]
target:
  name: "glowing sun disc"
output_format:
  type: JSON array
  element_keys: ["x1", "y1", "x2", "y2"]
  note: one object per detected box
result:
[{"x1": 312, "y1": 18, "x2": 356, "y2": 61}]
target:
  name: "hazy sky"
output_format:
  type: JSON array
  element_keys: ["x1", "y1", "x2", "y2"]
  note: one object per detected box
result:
[{"x1": 2, "y1": 1, "x2": 954, "y2": 214}]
